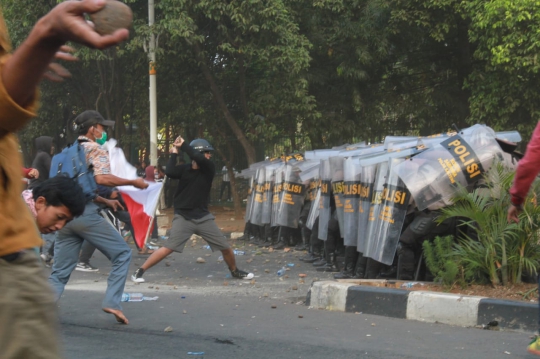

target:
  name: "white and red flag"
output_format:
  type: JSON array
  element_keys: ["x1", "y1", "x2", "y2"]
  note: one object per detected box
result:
[{"x1": 105, "y1": 139, "x2": 163, "y2": 248}]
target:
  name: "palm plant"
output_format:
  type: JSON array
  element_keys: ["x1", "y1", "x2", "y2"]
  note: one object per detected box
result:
[{"x1": 436, "y1": 162, "x2": 540, "y2": 286}]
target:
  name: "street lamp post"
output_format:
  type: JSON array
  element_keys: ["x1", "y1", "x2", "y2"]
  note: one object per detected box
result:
[{"x1": 149, "y1": 0, "x2": 158, "y2": 166}]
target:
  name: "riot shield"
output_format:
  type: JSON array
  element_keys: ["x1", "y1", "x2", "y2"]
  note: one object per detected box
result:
[
  {"x1": 364, "y1": 158, "x2": 410, "y2": 265},
  {"x1": 261, "y1": 163, "x2": 280, "y2": 224},
  {"x1": 277, "y1": 164, "x2": 306, "y2": 228},
  {"x1": 363, "y1": 161, "x2": 387, "y2": 256},
  {"x1": 343, "y1": 157, "x2": 362, "y2": 246},
  {"x1": 306, "y1": 180, "x2": 321, "y2": 230},
  {"x1": 330, "y1": 156, "x2": 345, "y2": 235},
  {"x1": 250, "y1": 167, "x2": 266, "y2": 226},
  {"x1": 356, "y1": 162, "x2": 376, "y2": 253},
  {"x1": 244, "y1": 176, "x2": 255, "y2": 222},
  {"x1": 394, "y1": 125, "x2": 504, "y2": 211},
  {"x1": 318, "y1": 159, "x2": 332, "y2": 240},
  {"x1": 271, "y1": 165, "x2": 285, "y2": 227}
]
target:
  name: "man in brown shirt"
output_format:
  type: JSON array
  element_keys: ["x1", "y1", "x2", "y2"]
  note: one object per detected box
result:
[{"x1": 0, "y1": 1, "x2": 130, "y2": 358}]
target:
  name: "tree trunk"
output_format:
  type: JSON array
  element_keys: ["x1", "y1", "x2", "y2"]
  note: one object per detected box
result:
[{"x1": 193, "y1": 43, "x2": 256, "y2": 165}]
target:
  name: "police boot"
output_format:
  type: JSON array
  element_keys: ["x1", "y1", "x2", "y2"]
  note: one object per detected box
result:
[
  {"x1": 299, "y1": 241, "x2": 322, "y2": 263},
  {"x1": 364, "y1": 258, "x2": 383, "y2": 279},
  {"x1": 334, "y1": 246, "x2": 359, "y2": 279},
  {"x1": 397, "y1": 243, "x2": 415, "y2": 280},
  {"x1": 312, "y1": 242, "x2": 328, "y2": 267},
  {"x1": 378, "y1": 254, "x2": 398, "y2": 279},
  {"x1": 352, "y1": 253, "x2": 368, "y2": 279},
  {"x1": 272, "y1": 233, "x2": 290, "y2": 250},
  {"x1": 312, "y1": 253, "x2": 327, "y2": 267},
  {"x1": 317, "y1": 251, "x2": 340, "y2": 272}
]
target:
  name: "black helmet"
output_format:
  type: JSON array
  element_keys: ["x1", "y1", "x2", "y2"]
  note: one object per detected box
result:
[{"x1": 190, "y1": 138, "x2": 214, "y2": 153}]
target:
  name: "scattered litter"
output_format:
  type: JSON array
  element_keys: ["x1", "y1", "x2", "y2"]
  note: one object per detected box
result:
[
  {"x1": 121, "y1": 293, "x2": 144, "y2": 302},
  {"x1": 203, "y1": 245, "x2": 211, "y2": 250},
  {"x1": 371, "y1": 323, "x2": 376, "y2": 326},
  {"x1": 164, "y1": 326, "x2": 173, "y2": 332},
  {"x1": 183, "y1": 310, "x2": 187, "y2": 314},
  {"x1": 268, "y1": 247, "x2": 274, "y2": 253},
  {"x1": 181, "y1": 296, "x2": 186, "y2": 299},
  {"x1": 207, "y1": 275, "x2": 214, "y2": 278},
  {"x1": 298, "y1": 315, "x2": 303, "y2": 318},
  {"x1": 220, "y1": 324, "x2": 224, "y2": 327},
  {"x1": 366, "y1": 334, "x2": 371, "y2": 337},
  {"x1": 277, "y1": 267, "x2": 286, "y2": 276},
  {"x1": 246, "y1": 258, "x2": 253, "y2": 263},
  {"x1": 283, "y1": 248, "x2": 291, "y2": 252},
  {"x1": 263, "y1": 293, "x2": 269, "y2": 297},
  {"x1": 165, "y1": 262, "x2": 171, "y2": 267},
  {"x1": 291, "y1": 285, "x2": 298, "y2": 290},
  {"x1": 299, "y1": 273, "x2": 307, "y2": 278},
  {"x1": 287, "y1": 263, "x2": 295, "y2": 267},
  {"x1": 196, "y1": 257, "x2": 206, "y2": 263},
  {"x1": 218, "y1": 256, "x2": 224, "y2": 261},
  {"x1": 504, "y1": 351, "x2": 511, "y2": 355},
  {"x1": 400, "y1": 282, "x2": 424, "y2": 289},
  {"x1": 264, "y1": 269, "x2": 270, "y2": 273},
  {"x1": 271, "y1": 305, "x2": 277, "y2": 309},
  {"x1": 143, "y1": 296, "x2": 159, "y2": 301},
  {"x1": 225, "y1": 274, "x2": 231, "y2": 278},
  {"x1": 223, "y1": 281, "x2": 229, "y2": 286},
  {"x1": 187, "y1": 352, "x2": 205, "y2": 355},
  {"x1": 233, "y1": 250, "x2": 245, "y2": 255}
]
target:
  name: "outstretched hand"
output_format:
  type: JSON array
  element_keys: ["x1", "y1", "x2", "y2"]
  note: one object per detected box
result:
[
  {"x1": 507, "y1": 205, "x2": 521, "y2": 224},
  {"x1": 38, "y1": 0, "x2": 129, "y2": 49}
]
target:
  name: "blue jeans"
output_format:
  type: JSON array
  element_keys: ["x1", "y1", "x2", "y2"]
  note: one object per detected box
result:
[
  {"x1": 48, "y1": 202, "x2": 132, "y2": 310},
  {"x1": 41, "y1": 232, "x2": 56, "y2": 256}
]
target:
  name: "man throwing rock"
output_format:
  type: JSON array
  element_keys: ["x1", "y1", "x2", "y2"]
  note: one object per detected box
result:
[{"x1": 131, "y1": 136, "x2": 253, "y2": 282}]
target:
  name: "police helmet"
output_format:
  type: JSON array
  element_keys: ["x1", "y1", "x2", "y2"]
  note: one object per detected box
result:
[{"x1": 190, "y1": 138, "x2": 214, "y2": 153}]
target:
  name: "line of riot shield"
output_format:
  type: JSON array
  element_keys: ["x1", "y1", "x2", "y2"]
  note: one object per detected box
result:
[
  {"x1": 342, "y1": 157, "x2": 362, "y2": 246},
  {"x1": 364, "y1": 158, "x2": 410, "y2": 265},
  {"x1": 318, "y1": 159, "x2": 332, "y2": 241},
  {"x1": 394, "y1": 125, "x2": 504, "y2": 211},
  {"x1": 271, "y1": 164, "x2": 285, "y2": 227},
  {"x1": 250, "y1": 167, "x2": 266, "y2": 226},
  {"x1": 330, "y1": 156, "x2": 345, "y2": 235},
  {"x1": 276, "y1": 164, "x2": 306, "y2": 228}
]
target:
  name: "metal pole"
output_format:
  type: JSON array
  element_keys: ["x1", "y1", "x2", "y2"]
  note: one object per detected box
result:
[{"x1": 149, "y1": 0, "x2": 158, "y2": 166}]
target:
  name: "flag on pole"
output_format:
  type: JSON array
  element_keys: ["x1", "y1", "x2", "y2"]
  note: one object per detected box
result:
[
  {"x1": 105, "y1": 139, "x2": 163, "y2": 248},
  {"x1": 119, "y1": 182, "x2": 162, "y2": 248}
]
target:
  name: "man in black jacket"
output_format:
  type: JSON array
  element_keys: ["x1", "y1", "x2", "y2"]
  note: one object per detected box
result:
[
  {"x1": 28, "y1": 136, "x2": 54, "y2": 190},
  {"x1": 131, "y1": 136, "x2": 253, "y2": 283}
]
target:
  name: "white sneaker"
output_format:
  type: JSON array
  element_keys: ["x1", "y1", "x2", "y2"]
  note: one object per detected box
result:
[{"x1": 131, "y1": 268, "x2": 145, "y2": 283}]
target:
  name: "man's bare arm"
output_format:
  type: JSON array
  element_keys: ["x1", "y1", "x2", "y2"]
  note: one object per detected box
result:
[
  {"x1": 2, "y1": 0, "x2": 129, "y2": 108},
  {"x1": 95, "y1": 174, "x2": 148, "y2": 189}
]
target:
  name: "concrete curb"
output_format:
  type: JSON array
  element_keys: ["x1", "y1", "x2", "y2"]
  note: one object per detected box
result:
[{"x1": 306, "y1": 281, "x2": 538, "y2": 333}]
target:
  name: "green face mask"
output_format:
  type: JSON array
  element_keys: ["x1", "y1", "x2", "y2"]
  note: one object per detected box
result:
[{"x1": 96, "y1": 130, "x2": 107, "y2": 145}]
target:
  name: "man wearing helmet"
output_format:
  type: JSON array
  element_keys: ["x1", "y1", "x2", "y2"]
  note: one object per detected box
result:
[{"x1": 131, "y1": 136, "x2": 254, "y2": 282}]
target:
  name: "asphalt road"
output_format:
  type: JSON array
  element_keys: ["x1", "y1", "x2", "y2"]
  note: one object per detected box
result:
[{"x1": 50, "y1": 238, "x2": 534, "y2": 359}]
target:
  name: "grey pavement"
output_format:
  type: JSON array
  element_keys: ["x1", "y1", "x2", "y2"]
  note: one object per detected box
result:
[{"x1": 48, "y1": 239, "x2": 535, "y2": 359}]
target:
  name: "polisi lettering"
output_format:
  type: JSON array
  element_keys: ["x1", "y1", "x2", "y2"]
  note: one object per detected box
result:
[
  {"x1": 283, "y1": 182, "x2": 304, "y2": 194},
  {"x1": 442, "y1": 135, "x2": 484, "y2": 184}
]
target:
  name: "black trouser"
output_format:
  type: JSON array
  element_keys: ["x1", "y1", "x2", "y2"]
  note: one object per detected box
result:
[{"x1": 220, "y1": 181, "x2": 231, "y2": 200}]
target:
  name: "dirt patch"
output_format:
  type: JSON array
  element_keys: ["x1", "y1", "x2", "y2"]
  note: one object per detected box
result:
[{"x1": 160, "y1": 206, "x2": 539, "y2": 304}]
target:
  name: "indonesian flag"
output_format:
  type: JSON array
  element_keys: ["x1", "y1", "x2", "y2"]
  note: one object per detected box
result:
[{"x1": 105, "y1": 139, "x2": 163, "y2": 249}]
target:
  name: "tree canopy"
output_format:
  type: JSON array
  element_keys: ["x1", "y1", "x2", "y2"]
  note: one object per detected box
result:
[{"x1": 2, "y1": 0, "x2": 538, "y2": 166}]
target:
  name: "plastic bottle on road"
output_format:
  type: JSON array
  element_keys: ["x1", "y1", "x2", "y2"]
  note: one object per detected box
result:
[
  {"x1": 121, "y1": 293, "x2": 144, "y2": 302},
  {"x1": 233, "y1": 250, "x2": 245, "y2": 255},
  {"x1": 277, "y1": 266, "x2": 286, "y2": 276}
]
